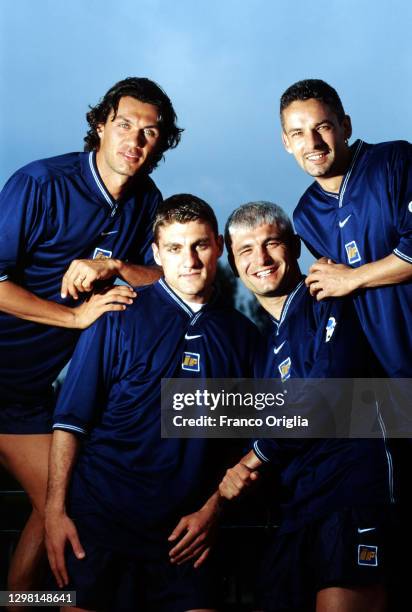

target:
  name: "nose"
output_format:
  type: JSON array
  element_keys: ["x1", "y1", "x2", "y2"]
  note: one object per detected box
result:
[
  {"x1": 183, "y1": 247, "x2": 200, "y2": 268},
  {"x1": 136, "y1": 130, "x2": 147, "y2": 147},
  {"x1": 127, "y1": 129, "x2": 146, "y2": 149},
  {"x1": 304, "y1": 129, "x2": 324, "y2": 150},
  {"x1": 255, "y1": 245, "x2": 271, "y2": 266}
]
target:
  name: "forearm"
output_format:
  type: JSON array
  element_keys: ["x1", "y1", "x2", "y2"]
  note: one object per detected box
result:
[
  {"x1": 0, "y1": 281, "x2": 77, "y2": 327},
  {"x1": 200, "y1": 489, "x2": 226, "y2": 515},
  {"x1": 46, "y1": 430, "x2": 80, "y2": 513},
  {"x1": 116, "y1": 261, "x2": 162, "y2": 287},
  {"x1": 351, "y1": 253, "x2": 412, "y2": 290}
]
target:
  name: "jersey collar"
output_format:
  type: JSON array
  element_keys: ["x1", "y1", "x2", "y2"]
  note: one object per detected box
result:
[
  {"x1": 315, "y1": 139, "x2": 364, "y2": 208},
  {"x1": 156, "y1": 278, "x2": 218, "y2": 322},
  {"x1": 87, "y1": 152, "x2": 119, "y2": 216},
  {"x1": 270, "y1": 278, "x2": 305, "y2": 334}
]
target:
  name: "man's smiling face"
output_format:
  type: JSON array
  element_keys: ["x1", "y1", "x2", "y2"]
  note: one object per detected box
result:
[
  {"x1": 230, "y1": 222, "x2": 298, "y2": 298},
  {"x1": 95, "y1": 95, "x2": 161, "y2": 195},
  {"x1": 281, "y1": 98, "x2": 351, "y2": 182}
]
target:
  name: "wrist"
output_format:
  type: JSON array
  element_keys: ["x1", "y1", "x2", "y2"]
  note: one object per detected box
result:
[
  {"x1": 45, "y1": 500, "x2": 66, "y2": 516},
  {"x1": 242, "y1": 450, "x2": 263, "y2": 470},
  {"x1": 204, "y1": 491, "x2": 225, "y2": 514},
  {"x1": 113, "y1": 258, "x2": 125, "y2": 277},
  {"x1": 349, "y1": 265, "x2": 366, "y2": 291},
  {"x1": 53, "y1": 303, "x2": 79, "y2": 329}
]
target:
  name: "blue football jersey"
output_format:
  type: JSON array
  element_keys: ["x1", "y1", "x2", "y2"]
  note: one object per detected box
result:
[
  {"x1": 254, "y1": 281, "x2": 395, "y2": 533},
  {"x1": 0, "y1": 152, "x2": 161, "y2": 413},
  {"x1": 54, "y1": 279, "x2": 260, "y2": 535},
  {"x1": 293, "y1": 140, "x2": 412, "y2": 377}
]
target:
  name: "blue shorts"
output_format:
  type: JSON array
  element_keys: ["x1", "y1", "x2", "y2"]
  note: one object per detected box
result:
[
  {"x1": 258, "y1": 505, "x2": 397, "y2": 612},
  {"x1": 0, "y1": 403, "x2": 53, "y2": 434},
  {"x1": 58, "y1": 515, "x2": 220, "y2": 612}
]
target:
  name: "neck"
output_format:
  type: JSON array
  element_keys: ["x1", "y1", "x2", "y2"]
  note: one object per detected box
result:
[
  {"x1": 168, "y1": 283, "x2": 213, "y2": 306},
  {"x1": 95, "y1": 151, "x2": 133, "y2": 200},
  {"x1": 257, "y1": 293, "x2": 287, "y2": 320},
  {"x1": 316, "y1": 174, "x2": 345, "y2": 193},
  {"x1": 255, "y1": 269, "x2": 302, "y2": 320},
  {"x1": 315, "y1": 144, "x2": 353, "y2": 194}
]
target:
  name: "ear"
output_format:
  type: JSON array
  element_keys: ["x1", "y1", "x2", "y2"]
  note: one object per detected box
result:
[
  {"x1": 152, "y1": 242, "x2": 162, "y2": 266},
  {"x1": 342, "y1": 115, "x2": 352, "y2": 141},
  {"x1": 282, "y1": 131, "x2": 292, "y2": 154},
  {"x1": 96, "y1": 123, "x2": 104, "y2": 139}
]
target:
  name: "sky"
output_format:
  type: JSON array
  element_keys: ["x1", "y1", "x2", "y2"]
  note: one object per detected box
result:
[{"x1": 1, "y1": 0, "x2": 411, "y2": 273}]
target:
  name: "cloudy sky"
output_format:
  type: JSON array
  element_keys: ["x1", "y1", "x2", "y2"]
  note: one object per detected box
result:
[{"x1": 1, "y1": 0, "x2": 411, "y2": 271}]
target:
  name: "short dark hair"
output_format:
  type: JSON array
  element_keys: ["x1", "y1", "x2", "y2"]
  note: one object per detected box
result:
[
  {"x1": 153, "y1": 194, "x2": 219, "y2": 243},
  {"x1": 84, "y1": 77, "x2": 183, "y2": 173},
  {"x1": 280, "y1": 79, "x2": 345, "y2": 126}
]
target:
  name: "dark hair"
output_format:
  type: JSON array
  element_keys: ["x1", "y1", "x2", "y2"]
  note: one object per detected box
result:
[
  {"x1": 280, "y1": 79, "x2": 345, "y2": 126},
  {"x1": 153, "y1": 194, "x2": 219, "y2": 243},
  {"x1": 84, "y1": 77, "x2": 183, "y2": 173}
]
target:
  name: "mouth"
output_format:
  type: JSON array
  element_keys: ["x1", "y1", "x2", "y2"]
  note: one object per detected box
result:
[
  {"x1": 121, "y1": 151, "x2": 142, "y2": 163},
  {"x1": 305, "y1": 151, "x2": 329, "y2": 163},
  {"x1": 254, "y1": 267, "x2": 277, "y2": 279},
  {"x1": 180, "y1": 271, "x2": 201, "y2": 278}
]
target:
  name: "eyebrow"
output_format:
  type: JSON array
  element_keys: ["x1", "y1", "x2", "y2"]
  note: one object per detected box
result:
[
  {"x1": 235, "y1": 236, "x2": 282, "y2": 252},
  {"x1": 163, "y1": 238, "x2": 211, "y2": 248},
  {"x1": 114, "y1": 114, "x2": 160, "y2": 129},
  {"x1": 286, "y1": 119, "x2": 334, "y2": 134},
  {"x1": 163, "y1": 241, "x2": 181, "y2": 248}
]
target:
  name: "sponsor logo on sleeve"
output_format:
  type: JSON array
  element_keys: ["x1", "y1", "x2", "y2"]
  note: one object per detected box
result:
[
  {"x1": 182, "y1": 352, "x2": 200, "y2": 372},
  {"x1": 345, "y1": 240, "x2": 362, "y2": 265}
]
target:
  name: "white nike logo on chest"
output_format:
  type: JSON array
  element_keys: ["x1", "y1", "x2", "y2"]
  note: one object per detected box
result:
[
  {"x1": 274, "y1": 341, "x2": 286, "y2": 354},
  {"x1": 338, "y1": 215, "x2": 352, "y2": 228}
]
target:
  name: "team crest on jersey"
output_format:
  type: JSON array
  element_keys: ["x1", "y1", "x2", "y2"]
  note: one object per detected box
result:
[
  {"x1": 345, "y1": 241, "x2": 361, "y2": 265},
  {"x1": 182, "y1": 352, "x2": 200, "y2": 372},
  {"x1": 325, "y1": 316, "x2": 337, "y2": 343},
  {"x1": 358, "y1": 545, "x2": 378, "y2": 566},
  {"x1": 93, "y1": 247, "x2": 113, "y2": 260},
  {"x1": 278, "y1": 357, "x2": 291, "y2": 382}
]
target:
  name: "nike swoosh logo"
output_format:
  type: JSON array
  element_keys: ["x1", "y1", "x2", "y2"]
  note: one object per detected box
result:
[
  {"x1": 101, "y1": 230, "x2": 119, "y2": 236},
  {"x1": 274, "y1": 341, "x2": 286, "y2": 355},
  {"x1": 357, "y1": 527, "x2": 376, "y2": 533},
  {"x1": 338, "y1": 215, "x2": 352, "y2": 228},
  {"x1": 185, "y1": 334, "x2": 202, "y2": 340}
]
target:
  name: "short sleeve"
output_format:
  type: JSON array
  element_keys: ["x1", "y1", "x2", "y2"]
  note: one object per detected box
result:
[
  {"x1": 131, "y1": 180, "x2": 162, "y2": 266},
  {"x1": 53, "y1": 313, "x2": 121, "y2": 436},
  {"x1": 389, "y1": 142, "x2": 412, "y2": 264},
  {"x1": 0, "y1": 172, "x2": 45, "y2": 280}
]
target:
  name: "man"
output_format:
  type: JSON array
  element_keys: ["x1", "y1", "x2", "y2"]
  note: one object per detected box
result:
[
  {"x1": 279, "y1": 78, "x2": 412, "y2": 382},
  {"x1": 45, "y1": 195, "x2": 259, "y2": 612},
  {"x1": 0, "y1": 77, "x2": 181, "y2": 590},
  {"x1": 218, "y1": 202, "x2": 396, "y2": 612}
]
